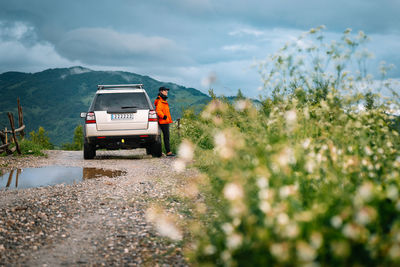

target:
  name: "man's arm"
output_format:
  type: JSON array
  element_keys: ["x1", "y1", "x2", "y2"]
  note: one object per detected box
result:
[{"x1": 156, "y1": 104, "x2": 165, "y2": 119}]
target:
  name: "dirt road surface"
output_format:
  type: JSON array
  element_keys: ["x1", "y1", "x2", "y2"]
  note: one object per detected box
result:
[{"x1": 0, "y1": 150, "x2": 194, "y2": 266}]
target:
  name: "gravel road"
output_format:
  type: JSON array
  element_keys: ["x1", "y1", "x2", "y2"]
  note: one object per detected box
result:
[{"x1": 0, "y1": 150, "x2": 194, "y2": 266}]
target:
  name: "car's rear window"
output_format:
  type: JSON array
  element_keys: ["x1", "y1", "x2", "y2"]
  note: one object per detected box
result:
[{"x1": 92, "y1": 93, "x2": 150, "y2": 111}]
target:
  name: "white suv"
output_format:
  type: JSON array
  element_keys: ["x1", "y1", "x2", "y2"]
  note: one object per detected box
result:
[{"x1": 80, "y1": 84, "x2": 162, "y2": 159}]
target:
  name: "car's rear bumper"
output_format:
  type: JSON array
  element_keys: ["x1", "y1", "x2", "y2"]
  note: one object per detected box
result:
[
  {"x1": 85, "y1": 122, "x2": 160, "y2": 137},
  {"x1": 86, "y1": 134, "x2": 159, "y2": 150}
]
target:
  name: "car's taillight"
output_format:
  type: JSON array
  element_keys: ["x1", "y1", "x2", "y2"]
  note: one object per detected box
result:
[
  {"x1": 149, "y1": 110, "x2": 158, "y2": 122},
  {"x1": 86, "y1": 112, "x2": 96, "y2": 124}
]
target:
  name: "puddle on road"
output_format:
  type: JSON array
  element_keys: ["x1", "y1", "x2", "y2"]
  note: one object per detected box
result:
[{"x1": 0, "y1": 166, "x2": 126, "y2": 190}]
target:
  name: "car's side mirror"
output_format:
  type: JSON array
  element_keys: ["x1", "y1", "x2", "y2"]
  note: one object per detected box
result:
[{"x1": 80, "y1": 112, "x2": 87, "y2": 118}]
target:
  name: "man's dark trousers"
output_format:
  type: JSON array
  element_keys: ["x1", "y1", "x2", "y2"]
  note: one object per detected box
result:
[{"x1": 159, "y1": 124, "x2": 170, "y2": 153}]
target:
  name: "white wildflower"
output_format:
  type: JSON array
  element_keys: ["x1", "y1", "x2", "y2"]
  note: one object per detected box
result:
[
  {"x1": 330, "y1": 216, "x2": 342, "y2": 228},
  {"x1": 232, "y1": 218, "x2": 241, "y2": 227},
  {"x1": 364, "y1": 146, "x2": 373, "y2": 156},
  {"x1": 387, "y1": 185, "x2": 399, "y2": 200},
  {"x1": 259, "y1": 201, "x2": 271, "y2": 213},
  {"x1": 227, "y1": 233, "x2": 243, "y2": 249},
  {"x1": 234, "y1": 100, "x2": 248, "y2": 111},
  {"x1": 221, "y1": 250, "x2": 231, "y2": 262},
  {"x1": 204, "y1": 245, "x2": 216, "y2": 255},
  {"x1": 305, "y1": 158, "x2": 316, "y2": 173},
  {"x1": 214, "y1": 131, "x2": 235, "y2": 159},
  {"x1": 285, "y1": 223, "x2": 299, "y2": 239},
  {"x1": 279, "y1": 185, "x2": 298, "y2": 199},
  {"x1": 358, "y1": 182, "x2": 374, "y2": 202},
  {"x1": 310, "y1": 232, "x2": 323, "y2": 249},
  {"x1": 316, "y1": 151, "x2": 324, "y2": 163},
  {"x1": 355, "y1": 206, "x2": 376, "y2": 225},
  {"x1": 277, "y1": 213, "x2": 290, "y2": 226},
  {"x1": 277, "y1": 147, "x2": 296, "y2": 167},
  {"x1": 173, "y1": 159, "x2": 186, "y2": 173},
  {"x1": 302, "y1": 138, "x2": 311, "y2": 149},
  {"x1": 222, "y1": 223, "x2": 234, "y2": 234},
  {"x1": 285, "y1": 109, "x2": 297, "y2": 127},
  {"x1": 342, "y1": 223, "x2": 361, "y2": 240},
  {"x1": 146, "y1": 208, "x2": 182, "y2": 241},
  {"x1": 178, "y1": 140, "x2": 194, "y2": 162},
  {"x1": 258, "y1": 188, "x2": 272, "y2": 200},
  {"x1": 375, "y1": 163, "x2": 381, "y2": 170},
  {"x1": 256, "y1": 176, "x2": 269, "y2": 189},
  {"x1": 223, "y1": 183, "x2": 243, "y2": 201},
  {"x1": 270, "y1": 243, "x2": 289, "y2": 262},
  {"x1": 320, "y1": 100, "x2": 329, "y2": 110},
  {"x1": 297, "y1": 241, "x2": 317, "y2": 262},
  {"x1": 214, "y1": 131, "x2": 227, "y2": 146}
]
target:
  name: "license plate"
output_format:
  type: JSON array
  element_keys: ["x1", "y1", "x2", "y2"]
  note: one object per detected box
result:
[{"x1": 111, "y1": 113, "x2": 134, "y2": 120}]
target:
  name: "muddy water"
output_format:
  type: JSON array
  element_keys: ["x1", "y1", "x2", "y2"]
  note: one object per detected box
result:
[{"x1": 0, "y1": 166, "x2": 126, "y2": 189}]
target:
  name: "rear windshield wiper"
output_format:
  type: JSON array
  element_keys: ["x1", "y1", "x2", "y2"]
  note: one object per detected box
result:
[{"x1": 121, "y1": 106, "x2": 137, "y2": 109}]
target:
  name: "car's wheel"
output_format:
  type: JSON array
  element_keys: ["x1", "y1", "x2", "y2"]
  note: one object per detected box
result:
[
  {"x1": 84, "y1": 141, "x2": 96, "y2": 159},
  {"x1": 146, "y1": 146, "x2": 151, "y2": 155},
  {"x1": 150, "y1": 138, "x2": 162, "y2": 158}
]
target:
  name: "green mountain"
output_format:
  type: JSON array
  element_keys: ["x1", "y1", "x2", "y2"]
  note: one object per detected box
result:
[{"x1": 0, "y1": 66, "x2": 211, "y2": 146}]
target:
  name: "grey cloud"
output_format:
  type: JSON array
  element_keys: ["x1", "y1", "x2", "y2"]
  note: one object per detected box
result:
[
  {"x1": 210, "y1": 0, "x2": 400, "y2": 34},
  {"x1": 56, "y1": 27, "x2": 190, "y2": 66},
  {"x1": 2, "y1": 0, "x2": 399, "y2": 37}
]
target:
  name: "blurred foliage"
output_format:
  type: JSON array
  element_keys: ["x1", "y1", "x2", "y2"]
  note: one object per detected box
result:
[{"x1": 167, "y1": 27, "x2": 400, "y2": 266}]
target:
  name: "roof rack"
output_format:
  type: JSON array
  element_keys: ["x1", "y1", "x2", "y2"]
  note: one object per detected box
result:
[{"x1": 97, "y1": 84, "x2": 143, "y2": 90}]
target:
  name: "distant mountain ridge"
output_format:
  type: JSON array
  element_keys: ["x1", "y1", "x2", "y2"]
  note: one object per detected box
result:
[{"x1": 0, "y1": 66, "x2": 211, "y2": 145}]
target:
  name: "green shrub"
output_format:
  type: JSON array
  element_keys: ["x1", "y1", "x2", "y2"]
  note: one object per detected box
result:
[
  {"x1": 17, "y1": 138, "x2": 47, "y2": 156},
  {"x1": 61, "y1": 125, "x2": 83, "y2": 151},
  {"x1": 29, "y1": 126, "x2": 54, "y2": 149}
]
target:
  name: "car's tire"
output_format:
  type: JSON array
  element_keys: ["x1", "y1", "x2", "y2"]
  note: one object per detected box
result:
[
  {"x1": 146, "y1": 146, "x2": 151, "y2": 155},
  {"x1": 84, "y1": 141, "x2": 96, "y2": 159},
  {"x1": 150, "y1": 138, "x2": 162, "y2": 158}
]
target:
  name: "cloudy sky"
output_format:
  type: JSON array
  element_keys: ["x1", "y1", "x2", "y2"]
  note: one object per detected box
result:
[{"x1": 0, "y1": 0, "x2": 399, "y2": 97}]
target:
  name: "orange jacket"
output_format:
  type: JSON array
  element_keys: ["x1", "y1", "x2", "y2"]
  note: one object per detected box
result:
[{"x1": 154, "y1": 96, "x2": 172, "y2": 124}]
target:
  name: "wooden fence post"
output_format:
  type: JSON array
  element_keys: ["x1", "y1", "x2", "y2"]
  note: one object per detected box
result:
[
  {"x1": 0, "y1": 131, "x2": 12, "y2": 155},
  {"x1": 8, "y1": 112, "x2": 21, "y2": 154},
  {"x1": 17, "y1": 98, "x2": 25, "y2": 139}
]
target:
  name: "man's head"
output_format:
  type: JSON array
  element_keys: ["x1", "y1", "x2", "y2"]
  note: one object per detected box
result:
[{"x1": 159, "y1": 86, "x2": 169, "y2": 96}]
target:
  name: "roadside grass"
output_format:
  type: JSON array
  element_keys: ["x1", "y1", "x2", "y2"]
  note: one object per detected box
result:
[
  {"x1": 1, "y1": 126, "x2": 54, "y2": 157},
  {"x1": 1, "y1": 138, "x2": 47, "y2": 157}
]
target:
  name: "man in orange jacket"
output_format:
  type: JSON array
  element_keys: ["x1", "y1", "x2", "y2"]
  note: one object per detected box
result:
[{"x1": 154, "y1": 86, "x2": 175, "y2": 157}]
